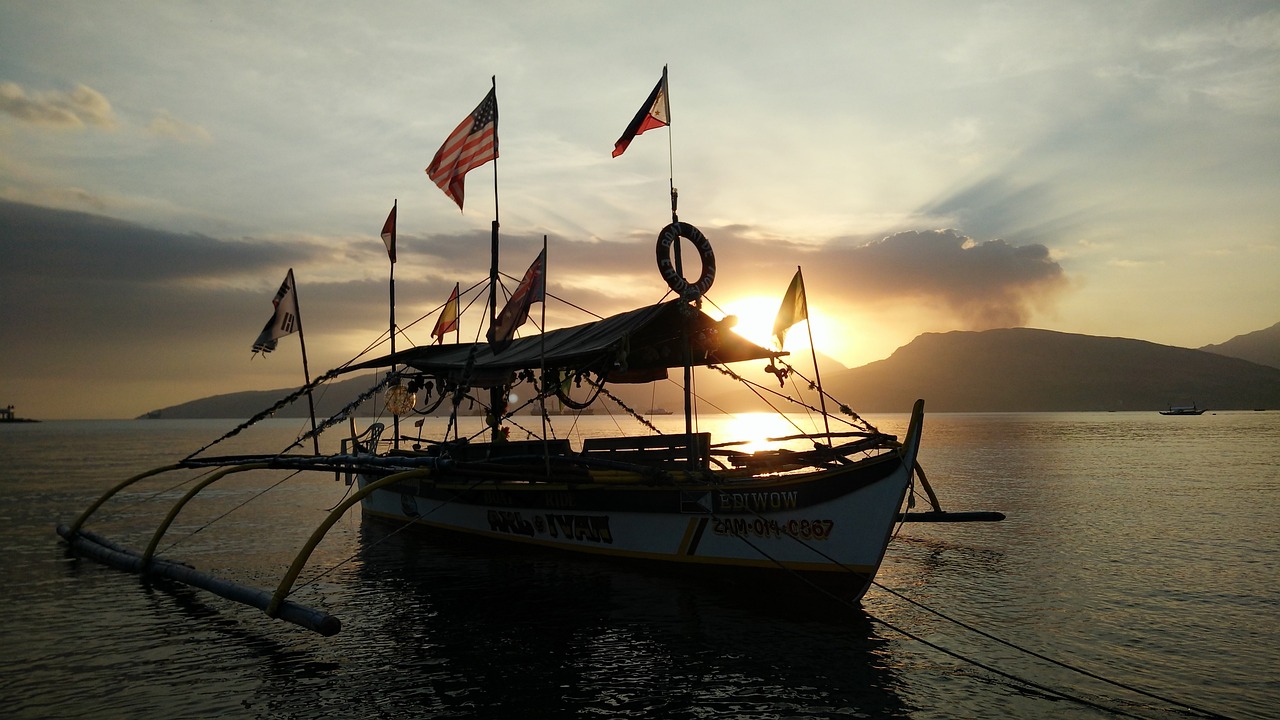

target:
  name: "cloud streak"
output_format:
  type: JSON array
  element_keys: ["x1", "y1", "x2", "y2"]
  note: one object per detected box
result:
[
  {"x1": 0, "y1": 82, "x2": 116, "y2": 129},
  {"x1": 147, "y1": 110, "x2": 212, "y2": 143}
]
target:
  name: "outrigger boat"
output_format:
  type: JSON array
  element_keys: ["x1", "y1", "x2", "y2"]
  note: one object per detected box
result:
[
  {"x1": 55, "y1": 218, "x2": 1002, "y2": 636},
  {"x1": 1160, "y1": 403, "x2": 1206, "y2": 416},
  {"x1": 56, "y1": 80, "x2": 1002, "y2": 635}
]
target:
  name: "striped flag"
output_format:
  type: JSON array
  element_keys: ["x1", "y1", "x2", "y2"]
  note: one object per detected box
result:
[
  {"x1": 612, "y1": 68, "x2": 669, "y2": 158},
  {"x1": 487, "y1": 249, "x2": 546, "y2": 353},
  {"x1": 426, "y1": 87, "x2": 498, "y2": 210},
  {"x1": 430, "y1": 283, "x2": 460, "y2": 344},
  {"x1": 251, "y1": 269, "x2": 300, "y2": 355}
]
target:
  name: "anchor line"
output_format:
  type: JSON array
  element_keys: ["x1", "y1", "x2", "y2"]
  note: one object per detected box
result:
[
  {"x1": 719, "y1": 497, "x2": 1235, "y2": 720},
  {"x1": 716, "y1": 524, "x2": 1156, "y2": 719}
]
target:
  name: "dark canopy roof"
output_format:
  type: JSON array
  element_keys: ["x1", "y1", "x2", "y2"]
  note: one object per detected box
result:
[{"x1": 342, "y1": 300, "x2": 782, "y2": 383}]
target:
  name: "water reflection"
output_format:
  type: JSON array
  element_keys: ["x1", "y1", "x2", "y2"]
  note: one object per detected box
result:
[
  {"x1": 9, "y1": 414, "x2": 1274, "y2": 719},
  {"x1": 342, "y1": 521, "x2": 912, "y2": 718}
]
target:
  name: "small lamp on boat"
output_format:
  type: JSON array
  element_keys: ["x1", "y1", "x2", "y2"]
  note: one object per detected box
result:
[{"x1": 385, "y1": 385, "x2": 416, "y2": 416}]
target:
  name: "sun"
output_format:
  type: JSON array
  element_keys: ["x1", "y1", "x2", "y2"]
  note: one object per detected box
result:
[{"x1": 719, "y1": 295, "x2": 837, "y2": 357}]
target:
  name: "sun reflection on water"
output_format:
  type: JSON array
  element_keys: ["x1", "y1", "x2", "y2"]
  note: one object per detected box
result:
[{"x1": 708, "y1": 412, "x2": 824, "y2": 454}]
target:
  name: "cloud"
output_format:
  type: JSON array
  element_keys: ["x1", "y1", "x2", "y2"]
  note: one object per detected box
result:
[
  {"x1": 0, "y1": 200, "x2": 305, "y2": 286},
  {"x1": 810, "y1": 229, "x2": 1068, "y2": 329},
  {"x1": 147, "y1": 110, "x2": 212, "y2": 143},
  {"x1": 0, "y1": 82, "x2": 117, "y2": 129}
]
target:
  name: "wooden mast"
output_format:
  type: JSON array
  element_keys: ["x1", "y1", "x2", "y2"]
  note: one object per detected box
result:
[{"x1": 487, "y1": 75, "x2": 504, "y2": 445}]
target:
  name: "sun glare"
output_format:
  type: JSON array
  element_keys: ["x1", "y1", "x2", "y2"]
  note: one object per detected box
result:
[
  {"x1": 720, "y1": 295, "x2": 838, "y2": 358},
  {"x1": 713, "y1": 411, "x2": 811, "y2": 454}
]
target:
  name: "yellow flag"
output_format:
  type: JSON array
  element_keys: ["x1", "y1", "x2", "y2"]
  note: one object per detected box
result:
[
  {"x1": 430, "y1": 283, "x2": 460, "y2": 344},
  {"x1": 772, "y1": 269, "x2": 807, "y2": 348}
]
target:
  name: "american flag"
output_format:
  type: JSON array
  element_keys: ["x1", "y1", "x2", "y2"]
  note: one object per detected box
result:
[{"x1": 426, "y1": 88, "x2": 498, "y2": 210}]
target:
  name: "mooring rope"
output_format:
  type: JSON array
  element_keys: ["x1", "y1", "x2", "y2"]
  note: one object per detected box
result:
[{"x1": 719, "y1": 498, "x2": 1236, "y2": 720}]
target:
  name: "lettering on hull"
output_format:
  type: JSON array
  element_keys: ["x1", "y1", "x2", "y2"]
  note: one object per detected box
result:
[
  {"x1": 487, "y1": 510, "x2": 535, "y2": 537},
  {"x1": 713, "y1": 517, "x2": 834, "y2": 541},
  {"x1": 486, "y1": 510, "x2": 613, "y2": 544},
  {"x1": 718, "y1": 490, "x2": 800, "y2": 512}
]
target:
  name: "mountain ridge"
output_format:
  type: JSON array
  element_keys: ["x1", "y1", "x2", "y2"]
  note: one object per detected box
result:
[
  {"x1": 140, "y1": 324, "x2": 1280, "y2": 419},
  {"x1": 818, "y1": 327, "x2": 1280, "y2": 412},
  {"x1": 1199, "y1": 321, "x2": 1280, "y2": 370}
]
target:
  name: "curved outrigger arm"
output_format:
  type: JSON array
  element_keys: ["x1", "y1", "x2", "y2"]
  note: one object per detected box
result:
[
  {"x1": 57, "y1": 457, "x2": 442, "y2": 636},
  {"x1": 142, "y1": 463, "x2": 271, "y2": 567},
  {"x1": 65, "y1": 463, "x2": 186, "y2": 536},
  {"x1": 265, "y1": 468, "x2": 432, "y2": 618}
]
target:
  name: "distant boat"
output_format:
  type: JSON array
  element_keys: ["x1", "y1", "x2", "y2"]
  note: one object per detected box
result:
[
  {"x1": 0, "y1": 405, "x2": 38, "y2": 423},
  {"x1": 647, "y1": 407, "x2": 673, "y2": 415},
  {"x1": 1160, "y1": 404, "x2": 1206, "y2": 416}
]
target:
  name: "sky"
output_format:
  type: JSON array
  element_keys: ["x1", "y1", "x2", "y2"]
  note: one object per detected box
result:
[{"x1": 2, "y1": 1, "x2": 1278, "y2": 419}]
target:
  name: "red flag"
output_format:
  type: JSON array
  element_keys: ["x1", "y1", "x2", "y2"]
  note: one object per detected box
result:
[
  {"x1": 487, "y1": 249, "x2": 546, "y2": 353},
  {"x1": 612, "y1": 69, "x2": 669, "y2": 158},
  {"x1": 430, "y1": 283, "x2": 460, "y2": 344},
  {"x1": 380, "y1": 204, "x2": 396, "y2": 263},
  {"x1": 426, "y1": 87, "x2": 498, "y2": 210}
]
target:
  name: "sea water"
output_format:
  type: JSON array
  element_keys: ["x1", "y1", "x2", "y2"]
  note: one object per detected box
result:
[{"x1": 1, "y1": 411, "x2": 1276, "y2": 719}]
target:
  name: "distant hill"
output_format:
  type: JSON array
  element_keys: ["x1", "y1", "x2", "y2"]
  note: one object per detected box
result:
[
  {"x1": 139, "y1": 375, "x2": 386, "y2": 420},
  {"x1": 137, "y1": 351, "x2": 846, "y2": 420},
  {"x1": 140, "y1": 328, "x2": 1280, "y2": 419},
  {"x1": 1200, "y1": 322, "x2": 1280, "y2": 369},
  {"x1": 822, "y1": 328, "x2": 1280, "y2": 412}
]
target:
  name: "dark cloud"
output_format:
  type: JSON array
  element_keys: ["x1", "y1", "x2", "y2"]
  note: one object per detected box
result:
[
  {"x1": 0, "y1": 200, "x2": 306, "y2": 284},
  {"x1": 0, "y1": 202, "x2": 670, "y2": 416},
  {"x1": 825, "y1": 229, "x2": 1067, "y2": 328},
  {"x1": 0, "y1": 201, "x2": 1068, "y2": 417},
  {"x1": 720, "y1": 225, "x2": 1068, "y2": 329},
  {"x1": 0, "y1": 202, "x2": 346, "y2": 402}
]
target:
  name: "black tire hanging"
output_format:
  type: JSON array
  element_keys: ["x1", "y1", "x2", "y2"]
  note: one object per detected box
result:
[{"x1": 655, "y1": 222, "x2": 716, "y2": 299}]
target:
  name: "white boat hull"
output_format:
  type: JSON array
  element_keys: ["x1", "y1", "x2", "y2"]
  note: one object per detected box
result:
[{"x1": 356, "y1": 406, "x2": 923, "y2": 601}]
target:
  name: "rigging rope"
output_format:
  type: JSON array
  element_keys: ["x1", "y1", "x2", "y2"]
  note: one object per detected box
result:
[
  {"x1": 159, "y1": 470, "x2": 303, "y2": 557},
  {"x1": 718, "y1": 495, "x2": 1236, "y2": 720}
]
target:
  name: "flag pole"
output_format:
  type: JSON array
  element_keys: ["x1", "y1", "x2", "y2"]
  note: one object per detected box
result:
[
  {"x1": 291, "y1": 275, "x2": 321, "y2": 455},
  {"x1": 797, "y1": 266, "x2": 832, "y2": 446},
  {"x1": 664, "y1": 64, "x2": 676, "y2": 224},
  {"x1": 665, "y1": 64, "x2": 696, "y2": 461},
  {"x1": 488, "y1": 75, "x2": 504, "y2": 444},
  {"x1": 539, "y1": 235, "x2": 550, "y2": 477},
  {"x1": 389, "y1": 199, "x2": 400, "y2": 450}
]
